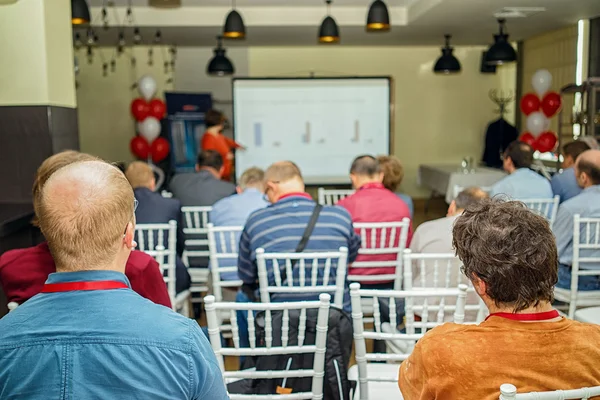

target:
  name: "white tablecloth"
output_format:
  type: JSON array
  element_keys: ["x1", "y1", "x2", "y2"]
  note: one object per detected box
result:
[{"x1": 417, "y1": 164, "x2": 506, "y2": 203}]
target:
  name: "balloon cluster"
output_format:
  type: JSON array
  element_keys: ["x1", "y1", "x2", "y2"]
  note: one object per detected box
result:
[
  {"x1": 519, "y1": 69, "x2": 562, "y2": 153},
  {"x1": 129, "y1": 75, "x2": 170, "y2": 163}
]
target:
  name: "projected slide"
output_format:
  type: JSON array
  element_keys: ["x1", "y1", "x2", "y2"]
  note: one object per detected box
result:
[{"x1": 233, "y1": 78, "x2": 391, "y2": 184}]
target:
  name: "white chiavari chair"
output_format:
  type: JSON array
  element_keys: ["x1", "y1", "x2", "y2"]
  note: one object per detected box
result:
[
  {"x1": 204, "y1": 293, "x2": 332, "y2": 399},
  {"x1": 207, "y1": 223, "x2": 244, "y2": 302},
  {"x1": 555, "y1": 215, "x2": 600, "y2": 318},
  {"x1": 317, "y1": 188, "x2": 354, "y2": 205},
  {"x1": 7, "y1": 302, "x2": 18, "y2": 312},
  {"x1": 348, "y1": 283, "x2": 468, "y2": 399},
  {"x1": 181, "y1": 206, "x2": 213, "y2": 304},
  {"x1": 256, "y1": 247, "x2": 348, "y2": 309},
  {"x1": 499, "y1": 383, "x2": 600, "y2": 400},
  {"x1": 521, "y1": 195, "x2": 560, "y2": 227},
  {"x1": 135, "y1": 220, "x2": 191, "y2": 316}
]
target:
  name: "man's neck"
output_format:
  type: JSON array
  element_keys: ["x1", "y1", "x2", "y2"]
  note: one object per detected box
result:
[
  {"x1": 448, "y1": 209, "x2": 464, "y2": 217},
  {"x1": 199, "y1": 167, "x2": 220, "y2": 179},
  {"x1": 355, "y1": 178, "x2": 381, "y2": 189},
  {"x1": 487, "y1": 301, "x2": 556, "y2": 320}
]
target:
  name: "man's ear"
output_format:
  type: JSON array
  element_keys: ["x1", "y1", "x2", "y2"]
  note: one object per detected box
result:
[
  {"x1": 470, "y1": 274, "x2": 487, "y2": 298},
  {"x1": 124, "y1": 221, "x2": 136, "y2": 249},
  {"x1": 236, "y1": 186, "x2": 243, "y2": 194}
]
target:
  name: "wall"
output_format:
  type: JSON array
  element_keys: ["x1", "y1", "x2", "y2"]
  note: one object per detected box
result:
[
  {"x1": 247, "y1": 46, "x2": 516, "y2": 197},
  {"x1": 76, "y1": 46, "x2": 173, "y2": 162}
]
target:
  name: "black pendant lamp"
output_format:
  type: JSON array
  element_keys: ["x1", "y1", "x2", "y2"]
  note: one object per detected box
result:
[
  {"x1": 366, "y1": 0, "x2": 390, "y2": 32},
  {"x1": 207, "y1": 36, "x2": 235, "y2": 76},
  {"x1": 319, "y1": 0, "x2": 340, "y2": 44},
  {"x1": 433, "y1": 34, "x2": 461, "y2": 74},
  {"x1": 71, "y1": 0, "x2": 91, "y2": 25},
  {"x1": 485, "y1": 19, "x2": 517, "y2": 65},
  {"x1": 223, "y1": 1, "x2": 245, "y2": 40}
]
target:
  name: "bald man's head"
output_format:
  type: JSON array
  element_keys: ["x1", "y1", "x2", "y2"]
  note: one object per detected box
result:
[
  {"x1": 264, "y1": 161, "x2": 305, "y2": 202},
  {"x1": 575, "y1": 149, "x2": 600, "y2": 188},
  {"x1": 38, "y1": 160, "x2": 135, "y2": 271}
]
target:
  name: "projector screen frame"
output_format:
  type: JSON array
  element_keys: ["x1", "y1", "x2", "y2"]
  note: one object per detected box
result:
[{"x1": 231, "y1": 76, "x2": 393, "y2": 185}]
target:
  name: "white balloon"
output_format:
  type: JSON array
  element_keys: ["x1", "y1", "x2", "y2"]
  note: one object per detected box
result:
[
  {"x1": 137, "y1": 117, "x2": 161, "y2": 143},
  {"x1": 138, "y1": 75, "x2": 157, "y2": 101},
  {"x1": 526, "y1": 112, "x2": 548, "y2": 137},
  {"x1": 531, "y1": 69, "x2": 552, "y2": 97}
]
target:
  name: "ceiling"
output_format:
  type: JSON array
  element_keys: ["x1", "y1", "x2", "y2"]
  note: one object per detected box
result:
[{"x1": 83, "y1": 0, "x2": 600, "y2": 47}]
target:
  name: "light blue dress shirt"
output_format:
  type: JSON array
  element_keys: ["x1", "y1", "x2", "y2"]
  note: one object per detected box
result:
[
  {"x1": 210, "y1": 188, "x2": 269, "y2": 281},
  {"x1": 490, "y1": 168, "x2": 553, "y2": 200},
  {"x1": 553, "y1": 185, "x2": 600, "y2": 268},
  {"x1": 551, "y1": 167, "x2": 583, "y2": 203},
  {"x1": 0, "y1": 270, "x2": 228, "y2": 400}
]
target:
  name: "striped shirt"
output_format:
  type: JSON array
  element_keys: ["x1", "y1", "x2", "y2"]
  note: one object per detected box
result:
[{"x1": 238, "y1": 193, "x2": 361, "y2": 309}]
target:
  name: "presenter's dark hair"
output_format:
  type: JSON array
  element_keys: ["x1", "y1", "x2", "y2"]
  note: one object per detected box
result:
[
  {"x1": 205, "y1": 109, "x2": 226, "y2": 128},
  {"x1": 197, "y1": 150, "x2": 223, "y2": 170},
  {"x1": 504, "y1": 141, "x2": 534, "y2": 169},
  {"x1": 350, "y1": 155, "x2": 381, "y2": 177}
]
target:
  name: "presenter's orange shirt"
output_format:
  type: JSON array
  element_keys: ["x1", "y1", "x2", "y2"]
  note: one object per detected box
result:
[{"x1": 200, "y1": 132, "x2": 241, "y2": 181}]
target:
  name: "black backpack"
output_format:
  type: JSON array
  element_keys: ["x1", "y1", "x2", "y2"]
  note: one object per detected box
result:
[{"x1": 227, "y1": 306, "x2": 355, "y2": 399}]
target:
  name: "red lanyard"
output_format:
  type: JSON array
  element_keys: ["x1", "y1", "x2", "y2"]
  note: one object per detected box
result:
[
  {"x1": 485, "y1": 309, "x2": 560, "y2": 322},
  {"x1": 41, "y1": 281, "x2": 129, "y2": 293}
]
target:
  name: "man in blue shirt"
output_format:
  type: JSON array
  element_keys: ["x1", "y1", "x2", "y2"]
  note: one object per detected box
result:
[
  {"x1": 0, "y1": 160, "x2": 228, "y2": 399},
  {"x1": 209, "y1": 167, "x2": 268, "y2": 286},
  {"x1": 490, "y1": 140, "x2": 553, "y2": 200},
  {"x1": 551, "y1": 140, "x2": 590, "y2": 203},
  {"x1": 553, "y1": 149, "x2": 600, "y2": 291}
]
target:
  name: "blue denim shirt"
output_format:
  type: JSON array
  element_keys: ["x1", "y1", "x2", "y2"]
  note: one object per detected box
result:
[
  {"x1": 0, "y1": 270, "x2": 228, "y2": 400},
  {"x1": 490, "y1": 168, "x2": 553, "y2": 200},
  {"x1": 551, "y1": 167, "x2": 583, "y2": 203}
]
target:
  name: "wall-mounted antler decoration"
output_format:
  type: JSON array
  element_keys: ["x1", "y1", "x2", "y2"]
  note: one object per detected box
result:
[{"x1": 489, "y1": 89, "x2": 515, "y2": 115}]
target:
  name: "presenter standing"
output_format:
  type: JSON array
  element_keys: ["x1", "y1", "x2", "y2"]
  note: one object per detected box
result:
[{"x1": 201, "y1": 109, "x2": 244, "y2": 181}]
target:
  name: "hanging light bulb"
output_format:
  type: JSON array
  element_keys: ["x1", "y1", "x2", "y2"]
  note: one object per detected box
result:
[
  {"x1": 148, "y1": 48, "x2": 154, "y2": 66},
  {"x1": 117, "y1": 32, "x2": 126, "y2": 54},
  {"x1": 366, "y1": 0, "x2": 390, "y2": 32},
  {"x1": 207, "y1": 36, "x2": 235, "y2": 76},
  {"x1": 86, "y1": 46, "x2": 93, "y2": 64},
  {"x1": 223, "y1": 0, "x2": 245, "y2": 39},
  {"x1": 485, "y1": 19, "x2": 517, "y2": 65},
  {"x1": 71, "y1": 0, "x2": 91, "y2": 25},
  {"x1": 133, "y1": 27, "x2": 142, "y2": 45},
  {"x1": 318, "y1": 0, "x2": 340, "y2": 43},
  {"x1": 110, "y1": 59, "x2": 116, "y2": 73},
  {"x1": 433, "y1": 34, "x2": 461, "y2": 74},
  {"x1": 74, "y1": 32, "x2": 83, "y2": 50},
  {"x1": 86, "y1": 28, "x2": 95, "y2": 46},
  {"x1": 101, "y1": 6, "x2": 109, "y2": 30}
]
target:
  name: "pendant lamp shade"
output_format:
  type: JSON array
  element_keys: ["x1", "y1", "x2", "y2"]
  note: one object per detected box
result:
[
  {"x1": 223, "y1": 10, "x2": 245, "y2": 39},
  {"x1": 207, "y1": 38, "x2": 235, "y2": 76},
  {"x1": 71, "y1": 0, "x2": 91, "y2": 25},
  {"x1": 366, "y1": 0, "x2": 390, "y2": 32},
  {"x1": 485, "y1": 19, "x2": 517, "y2": 65},
  {"x1": 433, "y1": 35, "x2": 461, "y2": 74},
  {"x1": 319, "y1": 16, "x2": 340, "y2": 43}
]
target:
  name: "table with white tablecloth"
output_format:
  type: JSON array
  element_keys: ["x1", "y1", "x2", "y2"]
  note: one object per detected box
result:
[{"x1": 417, "y1": 164, "x2": 507, "y2": 204}]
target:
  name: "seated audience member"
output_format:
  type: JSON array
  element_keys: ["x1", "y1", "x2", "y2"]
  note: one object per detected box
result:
[
  {"x1": 551, "y1": 140, "x2": 590, "y2": 203},
  {"x1": 0, "y1": 151, "x2": 171, "y2": 308},
  {"x1": 170, "y1": 150, "x2": 236, "y2": 206},
  {"x1": 0, "y1": 160, "x2": 228, "y2": 399},
  {"x1": 490, "y1": 140, "x2": 553, "y2": 200},
  {"x1": 377, "y1": 154, "x2": 414, "y2": 218},
  {"x1": 553, "y1": 149, "x2": 600, "y2": 291},
  {"x1": 337, "y1": 155, "x2": 412, "y2": 288},
  {"x1": 399, "y1": 199, "x2": 600, "y2": 399},
  {"x1": 125, "y1": 161, "x2": 191, "y2": 294},
  {"x1": 209, "y1": 167, "x2": 268, "y2": 286}
]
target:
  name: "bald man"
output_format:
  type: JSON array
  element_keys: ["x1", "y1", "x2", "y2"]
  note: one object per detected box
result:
[
  {"x1": 554, "y1": 149, "x2": 600, "y2": 291},
  {"x1": 0, "y1": 161, "x2": 228, "y2": 399}
]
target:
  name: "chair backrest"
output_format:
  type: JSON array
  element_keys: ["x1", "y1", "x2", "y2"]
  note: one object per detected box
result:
[
  {"x1": 181, "y1": 206, "x2": 213, "y2": 261},
  {"x1": 317, "y1": 188, "x2": 354, "y2": 205},
  {"x1": 135, "y1": 220, "x2": 177, "y2": 305},
  {"x1": 207, "y1": 223, "x2": 244, "y2": 302},
  {"x1": 350, "y1": 220, "x2": 411, "y2": 289},
  {"x1": 521, "y1": 196, "x2": 560, "y2": 227},
  {"x1": 453, "y1": 185, "x2": 493, "y2": 199},
  {"x1": 403, "y1": 250, "x2": 487, "y2": 322},
  {"x1": 257, "y1": 247, "x2": 348, "y2": 308},
  {"x1": 204, "y1": 293, "x2": 332, "y2": 400},
  {"x1": 350, "y1": 283, "x2": 468, "y2": 400},
  {"x1": 499, "y1": 383, "x2": 600, "y2": 399},
  {"x1": 568, "y1": 214, "x2": 600, "y2": 317}
]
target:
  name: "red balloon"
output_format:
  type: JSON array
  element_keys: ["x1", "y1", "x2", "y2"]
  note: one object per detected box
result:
[
  {"x1": 520, "y1": 132, "x2": 536, "y2": 147},
  {"x1": 149, "y1": 99, "x2": 166, "y2": 119},
  {"x1": 520, "y1": 93, "x2": 541, "y2": 116},
  {"x1": 541, "y1": 92, "x2": 562, "y2": 118},
  {"x1": 535, "y1": 131, "x2": 558, "y2": 153},
  {"x1": 151, "y1": 137, "x2": 170, "y2": 163},
  {"x1": 130, "y1": 136, "x2": 150, "y2": 159},
  {"x1": 131, "y1": 98, "x2": 150, "y2": 122}
]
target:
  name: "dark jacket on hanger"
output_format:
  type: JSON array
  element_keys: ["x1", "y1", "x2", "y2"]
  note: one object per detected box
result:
[{"x1": 481, "y1": 118, "x2": 519, "y2": 169}]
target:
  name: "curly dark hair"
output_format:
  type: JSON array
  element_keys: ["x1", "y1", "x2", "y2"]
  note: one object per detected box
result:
[{"x1": 452, "y1": 198, "x2": 558, "y2": 312}]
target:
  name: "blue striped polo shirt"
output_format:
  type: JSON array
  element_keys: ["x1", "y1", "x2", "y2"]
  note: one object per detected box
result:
[{"x1": 237, "y1": 193, "x2": 361, "y2": 308}]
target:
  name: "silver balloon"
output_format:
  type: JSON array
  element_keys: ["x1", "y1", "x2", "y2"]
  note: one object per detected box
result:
[
  {"x1": 531, "y1": 69, "x2": 552, "y2": 97},
  {"x1": 138, "y1": 74, "x2": 157, "y2": 101},
  {"x1": 137, "y1": 117, "x2": 161, "y2": 143},
  {"x1": 526, "y1": 111, "x2": 548, "y2": 137}
]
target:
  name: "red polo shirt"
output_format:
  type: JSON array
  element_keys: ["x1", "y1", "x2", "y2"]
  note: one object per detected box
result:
[
  {"x1": 0, "y1": 242, "x2": 171, "y2": 308},
  {"x1": 337, "y1": 182, "x2": 413, "y2": 279}
]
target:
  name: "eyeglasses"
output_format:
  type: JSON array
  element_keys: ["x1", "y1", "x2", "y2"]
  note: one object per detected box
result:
[
  {"x1": 124, "y1": 199, "x2": 139, "y2": 235},
  {"x1": 263, "y1": 181, "x2": 280, "y2": 202}
]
